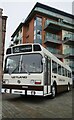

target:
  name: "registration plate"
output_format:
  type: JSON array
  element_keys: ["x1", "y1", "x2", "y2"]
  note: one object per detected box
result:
[{"x1": 12, "y1": 89, "x2": 25, "y2": 94}]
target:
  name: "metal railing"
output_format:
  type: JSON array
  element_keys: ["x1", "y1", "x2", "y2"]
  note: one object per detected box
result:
[
  {"x1": 45, "y1": 32, "x2": 62, "y2": 44},
  {"x1": 64, "y1": 48, "x2": 74, "y2": 55},
  {"x1": 45, "y1": 19, "x2": 74, "y2": 31},
  {"x1": 46, "y1": 47, "x2": 61, "y2": 54},
  {"x1": 63, "y1": 34, "x2": 74, "y2": 41}
]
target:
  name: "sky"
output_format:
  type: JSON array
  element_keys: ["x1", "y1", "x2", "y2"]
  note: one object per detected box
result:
[{"x1": 0, "y1": 0, "x2": 74, "y2": 52}]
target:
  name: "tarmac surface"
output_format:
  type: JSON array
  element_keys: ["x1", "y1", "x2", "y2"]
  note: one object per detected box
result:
[{"x1": 2, "y1": 90, "x2": 73, "y2": 119}]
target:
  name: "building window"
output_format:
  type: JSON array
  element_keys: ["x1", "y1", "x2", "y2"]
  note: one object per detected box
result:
[
  {"x1": 34, "y1": 19, "x2": 36, "y2": 26},
  {"x1": 34, "y1": 17, "x2": 42, "y2": 44}
]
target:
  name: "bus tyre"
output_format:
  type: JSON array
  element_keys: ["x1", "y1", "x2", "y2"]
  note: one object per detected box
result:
[
  {"x1": 51, "y1": 85, "x2": 56, "y2": 98},
  {"x1": 67, "y1": 83, "x2": 70, "y2": 92}
]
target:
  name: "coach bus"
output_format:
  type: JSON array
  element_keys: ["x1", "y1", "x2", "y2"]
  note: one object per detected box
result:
[{"x1": 2, "y1": 43, "x2": 72, "y2": 98}]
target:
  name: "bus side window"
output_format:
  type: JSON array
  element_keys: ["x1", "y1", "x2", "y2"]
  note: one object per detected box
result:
[
  {"x1": 68, "y1": 71, "x2": 71, "y2": 78},
  {"x1": 52, "y1": 60, "x2": 57, "y2": 74},
  {"x1": 65, "y1": 69, "x2": 67, "y2": 77},
  {"x1": 48, "y1": 59, "x2": 51, "y2": 85},
  {"x1": 44, "y1": 57, "x2": 47, "y2": 85},
  {"x1": 69, "y1": 72, "x2": 71, "y2": 78},
  {"x1": 68, "y1": 71, "x2": 70, "y2": 77},
  {"x1": 62, "y1": 67, "x2": 65, "y2": 76},
  {"x1": 64, "y1": 68, "x2": 65, "y2": 76},
  {"x1": 58, "y1": 64, "x2": 61, "y2": 75}
]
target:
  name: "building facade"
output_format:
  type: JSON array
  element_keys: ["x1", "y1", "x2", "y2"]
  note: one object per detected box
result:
[
  {"x1": 0, "y1": 8, "x2": 7, "y2": 83},
  {"x1": 11, "y1": 3, "x2": 74, "y2": 78}
]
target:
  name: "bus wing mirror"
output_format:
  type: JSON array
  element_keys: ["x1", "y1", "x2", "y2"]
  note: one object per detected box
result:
[{"x1": 42, "y1": 58, "x2": 45, "y2": 64}]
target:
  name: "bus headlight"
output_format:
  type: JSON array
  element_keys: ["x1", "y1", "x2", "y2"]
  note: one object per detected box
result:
[
  {"x1": 3, "y1": 79, "x2": 9, "y2": 84},
  {"x1": 30, "y1": 79, "x2": 35, "y2": 84},
  {"x1": 30, "y1": 80, "x2": 41, "y2": 84}
]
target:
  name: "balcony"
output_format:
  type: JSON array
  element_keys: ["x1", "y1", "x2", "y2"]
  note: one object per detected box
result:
[
  {"x1": 63, "y1": 33, "x2": 74, "y2": 45},
  {"x1": 44, "y1": 33, "x2": 62, "y2": 44},
  {"x1": 64, "y1": 48, "x2": 74, "y2": 58},
  {"x1": 46, "y1": 47, "x2": 63, "y2": 58},
  {"x1": 44, "y1": 20, "x2": 74, "y2": 32}
]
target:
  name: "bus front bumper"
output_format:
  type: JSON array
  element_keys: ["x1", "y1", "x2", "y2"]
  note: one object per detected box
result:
[
  {"x1": 1, "y1": 88, "x2": 43, "y2": 96},
  {"x1": 1, "y1": 84, "x2": 44, "y2": 96}
]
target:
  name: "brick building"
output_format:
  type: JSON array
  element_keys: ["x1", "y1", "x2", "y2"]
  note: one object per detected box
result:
[
  {"x1": 0, "y1": 8, "x2": 7, "y2": 83},
  {"x1": 11, "y1": 2, "x2": 74, "y2": 78}
]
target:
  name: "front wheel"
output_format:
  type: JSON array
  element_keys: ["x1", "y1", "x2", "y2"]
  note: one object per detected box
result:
[{"x1": 51, "y1": 85, "x2": 56, "y2": 98}]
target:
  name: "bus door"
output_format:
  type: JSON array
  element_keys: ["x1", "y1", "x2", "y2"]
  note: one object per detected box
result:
[{"x1": 44, "y1": 56, "x2": 51, "y2": 95}]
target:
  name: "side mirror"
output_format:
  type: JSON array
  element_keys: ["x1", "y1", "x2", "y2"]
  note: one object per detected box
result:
[{"x1": 42, "y1": 58, "x2": 45, "y2": 64}]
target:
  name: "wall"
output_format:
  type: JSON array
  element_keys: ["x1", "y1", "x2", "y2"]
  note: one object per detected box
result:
[
  {"x1": 0, "y1": 8, "x2": 3, "y2": 120},
  {"x1": 0, "y1": 8, "x2": 3, "y2": 85}
]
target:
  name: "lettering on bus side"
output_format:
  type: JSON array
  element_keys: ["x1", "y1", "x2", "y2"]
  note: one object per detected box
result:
[
  {"x1": 59, "y1": 79, "x2": 65, "y2": 82},
  {"x1": 11, "y1": 76, "x2": 27, "y2": 79}
]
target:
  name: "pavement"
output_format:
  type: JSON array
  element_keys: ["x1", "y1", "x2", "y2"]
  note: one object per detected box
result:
[{"x1": 2, "y1": 90, "x2": 73, "y2": 119}]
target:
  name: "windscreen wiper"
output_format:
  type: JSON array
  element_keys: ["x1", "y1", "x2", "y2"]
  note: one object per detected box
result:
[{"x1": 9, "y1": 64, "x2": 19, "y2": 74}]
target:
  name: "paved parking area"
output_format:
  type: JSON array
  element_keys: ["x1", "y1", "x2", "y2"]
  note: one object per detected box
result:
[{"x1": 2, "y1": 90, "x2": 73, "y2": 119}]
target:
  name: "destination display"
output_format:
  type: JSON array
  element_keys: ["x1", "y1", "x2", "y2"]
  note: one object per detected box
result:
[{"x1": 13, "y1": 45, "x2": 32, "y2": 53}]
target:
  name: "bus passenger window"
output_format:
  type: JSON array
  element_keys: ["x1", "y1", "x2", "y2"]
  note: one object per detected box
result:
[
  {"x1": 62, "y1": 67, "x2": 65, "y2": 76},
  {"x1": 52, "y1": 60, "x2": 57, "y2": 73},
  {"x1": 68, "y1": 71, "x2": 71, "y2": 78},
  {"x1": 58, "y1": 64, "x2": 61, "y2": 75},
  {"x1": 68, "y1": 71, "x2": 69, "y2": 77},
  {"x1": 70, "y1": 72, "x2": 71, "y2": 78},
  {"x1": 65, "y1": 69, "x2": 67, "y2": 77}
]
